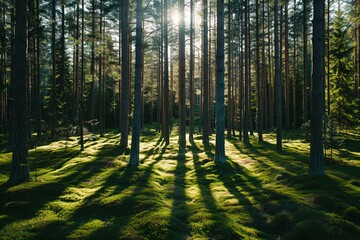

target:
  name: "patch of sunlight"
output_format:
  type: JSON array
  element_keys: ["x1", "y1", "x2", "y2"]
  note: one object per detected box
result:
[
  {"x1": 68, "y1": 219, "x2": 107, "y2": 239},
  {"x1": 99, "y1": 186, "x2": 136, "y2": 205},
  {"x1": 0, "y1": 218, "x2": 58, "y2": 239},
  {"x1": 37, "y1": 186, "x2": 100, "y2": 220}
]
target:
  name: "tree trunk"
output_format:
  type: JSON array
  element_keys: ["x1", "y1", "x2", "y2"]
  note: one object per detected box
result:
[
  {"x1": 227, "y1": 1, "x2": 232, "y2": 140},
  {"x1": 99, "y1": 0, "x2": 104, "y2": 137},
  {"x1": 303, "y1": 0, "x2": 308, "y2": 123},
  {"x1": 293, "y1": 0, "x2": 297, "y2": 128},
  {"x1": 285, "y1": 0, "x2": 290, "y2": 128},
  {"x1": 178, "y1": 0, "x2": 186, "y2": 149},
  {"x1": 129, "y1": 0, "x2": 143, "y2": 166},
  {"x1": 275, "y1": 0, "x2": 282, "y2": 152},
  {"x1": 309, "y1": 0, "x2": 325, "y2": 175},
  {"x1": 216, "y1": 0, "x2": 225, "y2": 163},
  {"x1": 80, "y1": 0, "x2": 85, "y2": 150},
  {"x1": 256, "y1": 0, "x2": 263, "y2": 141},
  {"x1": 243, "y1": 0, "x2": 249, "y2": 144},
  {"x1": 51, "y1": 0, "x2": 56, "y2": 138},
  {"x1": 164, "y1": 0, "x2": 170, "y2": 144},
  {"x1": 10, "y1": 0, "x2": 30, "y2": 182},
  {"x1": 202, "y1": 0, "x2": 210, "y2": 144},
  {"x1": 189, "y1": 0, "x2": 195, "y2": 142}
]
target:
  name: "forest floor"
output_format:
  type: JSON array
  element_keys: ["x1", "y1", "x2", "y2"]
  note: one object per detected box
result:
[{"x1": 0, "y1": 128, "x2": 360, "y2": 239}]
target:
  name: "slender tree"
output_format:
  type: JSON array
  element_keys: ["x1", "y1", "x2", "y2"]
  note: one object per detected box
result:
[
  {"x1": 203, "y1": 0, "x2": 210, "y2": 145},
  {"x1": 163, "y1": 0, "x2": 170, "y2": 144},
  {"x1": 9, "y1": 0, "x2": 30, "y2": 182},
  {"x1": 227, "y1": 1, "x2": 232, "y2": 140},
  {"x1": 309, "y1": 0, "x2": 325, "y2": 175},
  {"x1": 189, "y1": 0, "x2": 195, "y2": 142},
  {"x1": 215, "y1": 0, "x2": 225, "y2": 163},
  {"x1": 275, "y1": 0, "x2": 282, "y2": 152},
  {"x1": 79, "y1": 0, "x2": 85, "y2": 150},
  {"x1": 51, "y1": 0, "x2": 57, "y2": 137},
  {"x1": 243, "y1": 0, "x2": 249, "y2": 144},
  {"x1": 303, "y1": 0, "x2": 308, "y2": 123},
  {"x1": 256, "y1": 0, "x2": 263, "y2": 141},
  {"x1": 120, "y1": 0, "x2": 130, "y2": 148},
  {"x1": 129, "y1": 0, "x2": 143, "y2": 166},
  {"x1": 178, "y1": 0, "x2": 186, "y2": 149}
]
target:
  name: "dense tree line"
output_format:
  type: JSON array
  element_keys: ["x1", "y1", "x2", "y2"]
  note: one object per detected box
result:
[{"x1": 0, "y1": 0, "x2": 359, "y2": 182}]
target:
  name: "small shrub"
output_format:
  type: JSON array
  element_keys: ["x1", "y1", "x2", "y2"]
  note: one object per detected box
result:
[{"x1": 300, "y1": 121, "x2": 311, "y2": 141}]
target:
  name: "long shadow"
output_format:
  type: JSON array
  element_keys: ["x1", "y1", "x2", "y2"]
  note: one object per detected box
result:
[
  {"x1": 46, "y1": 136, "x2": 167, "y2": 239},
  {"x1": 0, "y1": 139, "x2": 132, "y2": 229},
  {"x1": 190, "y1": 140, "x2": 242, "y2": 239},
  {"x1": 166, "y1": 151, "x2": 189, "y2": 239}
]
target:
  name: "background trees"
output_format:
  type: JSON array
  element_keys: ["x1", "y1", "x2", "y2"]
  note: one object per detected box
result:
[{"x1": 1, "y1": 0, "x2": 359, "y2": 176}]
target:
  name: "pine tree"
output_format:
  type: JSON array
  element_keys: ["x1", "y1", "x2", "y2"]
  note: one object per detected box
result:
[
  {"x1": 329, "y1": 8, "x2": 356, "y2": 127},
  {"x1": 309, "y1": 0, "x2": 325, "y2": 175},
  {"x1": 10, "y1": 0, "x2": 30, "y2": 182}
]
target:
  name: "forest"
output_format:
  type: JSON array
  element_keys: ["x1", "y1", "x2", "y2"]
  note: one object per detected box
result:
[{"x1": 0, "y1": 0, "x2": 360, "y2": 239}]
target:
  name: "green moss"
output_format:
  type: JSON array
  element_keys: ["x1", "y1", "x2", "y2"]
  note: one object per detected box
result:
[{"x1": 1, "y1": 130, "x2": 360, "y2": 239}]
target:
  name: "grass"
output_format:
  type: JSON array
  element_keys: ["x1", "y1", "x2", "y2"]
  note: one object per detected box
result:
[{"x1": 0, "y1": 128, "x2": 359, "y2": 239}]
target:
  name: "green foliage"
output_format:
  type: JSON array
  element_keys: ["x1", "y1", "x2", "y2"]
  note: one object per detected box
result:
[
  {"x1": 300, "y1": 120, "x2": 311, "y2": 141},
  {"x1": 329, "y1": 9, "x2": 356, "y2": 127}
]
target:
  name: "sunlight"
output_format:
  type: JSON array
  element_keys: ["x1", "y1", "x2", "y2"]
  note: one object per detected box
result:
[{"x1": 171, "y1": 9, "x2": 180, "y2": 26}]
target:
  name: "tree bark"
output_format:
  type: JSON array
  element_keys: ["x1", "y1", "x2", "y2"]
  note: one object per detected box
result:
[
  {"x1": 243, "y1": 0, "x2": 249, "y2": 144},
  {"x1": 309, "y1": 0, "x2": 325, "y2": 175},
  {"x1": 275, "y1": 0, "x2": 282, "y2": 152},
  {"x1": 189, "y1": 0, "x2": 195, "y2": 142},
  {"x1": 10, "y1": 0, "x2": 30, "y2": 182},
  {"x1": 202, "y1": 0, "x2": 210, "y2": 145},
  {"x1": 216, "y1": 0, "x2": 225, "y2": 163},
  {"x1": 227, "y1": 1, "x2": 232, "y2": 140},
  {"x1": 164, "y1": 0, "x2": 170, "y2": 144},
  {"x1": 178, "y1": 0, "x2": 186, "y2": 149},
  {"x1": 303, "y1": 0, "x2": 308, "y2": 123},
  {"x1": 129, "y1": 0, "x2": 143, "y2": 166}
]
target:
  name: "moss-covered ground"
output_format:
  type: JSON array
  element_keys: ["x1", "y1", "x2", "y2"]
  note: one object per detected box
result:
[{"x1": 1, "y1": 128, "x2": 359, "y2": 239}]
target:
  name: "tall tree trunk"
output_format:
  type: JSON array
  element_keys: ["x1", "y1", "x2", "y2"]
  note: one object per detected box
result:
[
  {"x1": 216, "y1": 0, "x2": 225, "y2": 163},
  {"x1": 35, "y1": 0, "x2": 41, "y2": 140},
  {"x1": 275, "y1": 0, "x2": 282, "y2": 152},
  {"x1": 51, "y1": 0, "x2": 56, "y2": 138},
  {"x1": 303, "y1": 0, "x2": 308, "y2": 123},
  {"x1": 256, "y1": 0, "x2": 263, "y2": 141},
  {"x1": 79, "y1": 0, "x2": 85, "y2": 150},
  {"x1": 90, "y1": 0, "x2": 96, "y2": 131},
  {"x1": 130, "y1": 0, "x2": 143, "y2": 166},
  {"x1": 99, "y1": 0, "x2": 104, "y2": 137},
  {"x1": 268, "y1": 2, "x2": 274, "y2": 130},
  {"x1": 60, "y1": 2, "x2": 65, "y2": 111},
  {"x1": 238, "y1": 1, "x2": 244, "y2": 141},
  {"x1": 293, "y1": 0, "x2": 297, "y2": 128},
  {"x1": 164, "y1": 0, "x2": 170, "y2": 144},
  {"x1": 261, "y1": 0, "x2": 267, "y2": 132},
  {"x1": 227, "y1": 1, "x2": 232, "y2": 140},
  {"x1": 284, "y1": 0, "x2": 290, "y2": 128},
  {"x1": 10, "y1": 0, "x2": 30, "y2": 182},
  {"x1": 309, "y1": 0, "x2": 325, "y2": 175},
  {"x1": 202, "y1": 0, "x2": 210, "y2": 145},
  {"x1": 189, "y1": 0, "x2": 195, "y2": 142},
  {"x1": 178, "y1": 0, "x2": 186, "y2": 149},
  {"x1": 243, "y1": 0, "x2": 249, "y2": 144}
]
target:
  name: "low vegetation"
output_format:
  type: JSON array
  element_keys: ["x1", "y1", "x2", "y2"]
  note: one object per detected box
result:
[{"x1": 1, "y1": 129, "x2": 359, "y2": 239}]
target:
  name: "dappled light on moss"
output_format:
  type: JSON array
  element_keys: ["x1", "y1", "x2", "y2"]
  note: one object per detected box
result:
[{"x1": 1, "y1": 130, "x2": 360, "y2": 239}]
